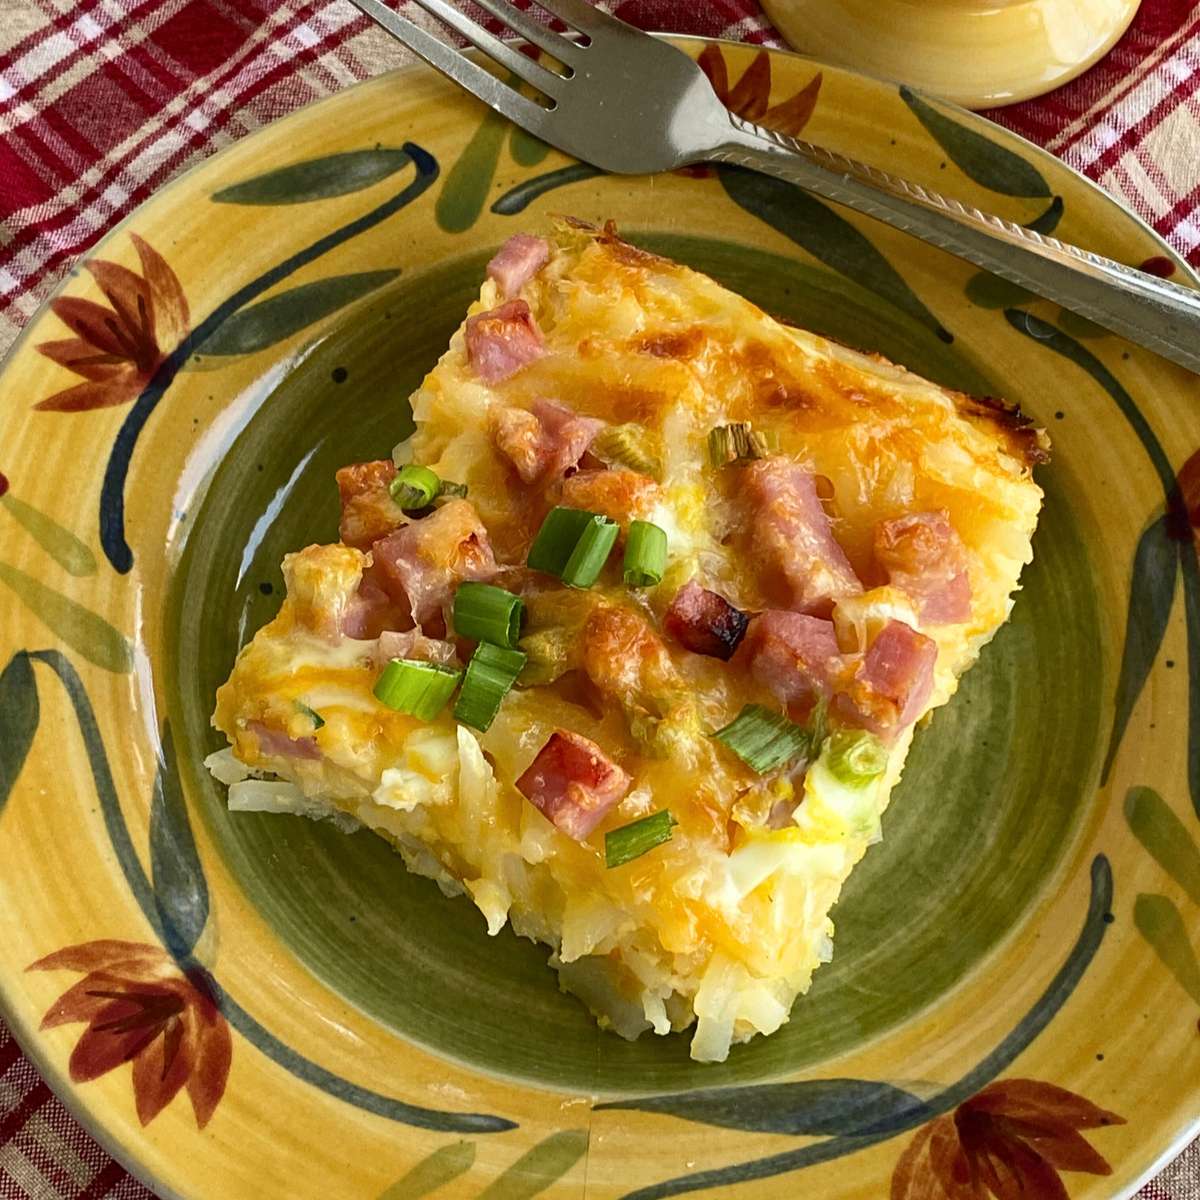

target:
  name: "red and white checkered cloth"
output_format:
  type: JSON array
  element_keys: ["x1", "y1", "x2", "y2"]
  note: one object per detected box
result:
[{"x1": 1, "y1": 2, "x2": 1198, "y2": 1197}]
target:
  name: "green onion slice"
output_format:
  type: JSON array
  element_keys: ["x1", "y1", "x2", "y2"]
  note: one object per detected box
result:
[
  {"x1": 528, "y1": 507, "x2": 619, "y2": 588},
  {"x1": 707, "y1": 423, "x2": 776, "y2": 467},
  {"x1": 373, "y1": 658, "x2": 462, "y2": 721},
  {"x1": 453, "y1": 582, "x2": 525, "y2": 649},
  {"x1": 389, "y1": 464, "x2": 441, "y2": 510},
  {"x1": 454, "y1": 643, "x2": 527, "y2": 732},
  {"x1": 438, "y1": 479, "x2": 469, "y2": 499},
  {"x1": 712, "y1": 704, "x2": 810, "y2": 773},
  {"x1": 824, "y1": 729, "x2": 888, "y2": 787},
  {"x1": 623, "y1": 520, "x2": 668, "y2": 587},
  {"x1": 294, "y1": 701, "x2": 325, "y2": 730},
  {"x1": 605, "y1": 810, "x2": 678, "y2": 868}
]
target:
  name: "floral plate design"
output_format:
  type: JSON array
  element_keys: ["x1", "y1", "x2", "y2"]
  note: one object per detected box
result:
[{"x1": 1, "y1": 39, "x2": 1198, "y2": 1200}]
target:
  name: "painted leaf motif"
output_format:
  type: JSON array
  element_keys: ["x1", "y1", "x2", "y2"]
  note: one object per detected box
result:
[
  {"x1": 150, "y1": 722, "x2": 209, "y2": 958},
  {"x1": 477, "y1": 1130, "x2": 589, "y2": 1200},
  {"x1": 378, "y1": 1141, "x2": 476, "y2": 1200},
  {"x1": 197, "y1": 271, "x2": 401, "y2": 357},
  {"x1": 718, "y1": 165, "x2": 950, "y2": 340},
  {"x1": 1125, "y1": 786, "x2": 1200, "y2": 904},
  {"x1": 900, "y1": 86, "x2": 1051, "y2": 198},
  {"x1": 1101, "y1": 515, "x2": 1177, "y2": 784},
  {"x1": 599, "y1": 1078, "x2": 930, "y2": 1136},
  {"x1": 0, "y1": 652, "x2": 38, "y2": 815},
  {"x1": 1134, "y1": 893, "x2": 1200, "y2": 1004},
  {"x1": 491, "y1": 164, "x2": 605, "y2": 217},
  {"x1": 211, "y1": 149, "x2": 414, "y2": 205},
  {"x1": 509, "y1": 126, "x2": 551, "y2": 168},
  {"x1": 1, "y1": 494, "x2": 97, "y2": 576},
  {"x1": 437, "y1": 109, "x2": 508, "y2": 233},
  {"x1": 0, "y1": 564, "x2": 132, "y2": 674},
  {"x1": 1178, "y1": 535, "x2": 1200, "y2": 820}
]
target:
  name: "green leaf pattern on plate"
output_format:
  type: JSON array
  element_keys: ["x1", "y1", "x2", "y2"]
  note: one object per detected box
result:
[
  {"x1": 1134, "y1": 894, "x2": 1200, "y2": 1005},
  {"x1": 597, "y1": 1079, "x2": 929, "y2": 1136},
  {"x1": 477, "y1": 1130, "x2": 589, "y2": 1200},
  {"x1": 899, "y1": 86, "x2": 1051, "y2": 198},
  {"x1": 0, "y1": 494, "x2": 97, "y2": 577},
  {"x1": 1102, "y1": 516, "x2": 1178, "y2": 786},
  {"x1": 0, "y1": 653, "x2": 38, "y2": 815},
  {"x1": 212, "y1": 149, "x2": 415, "y2": 205},
  {"x1": 378, "y1": 1140, "x2": 477, "y2": 1199},
  {"x1": 197, "y1": 271, "x2": 401, "y2": 357},
  {"x1": 1125, "y1": 787, "x2": 1200, "y2": 906},
  {"x1": 0, "y1": 564, "x2": 132, "y2": 674}
]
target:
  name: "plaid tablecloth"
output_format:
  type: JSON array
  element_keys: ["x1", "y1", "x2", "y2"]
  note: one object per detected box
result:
[{"x1": 1, "y1": 1, "x2": 1198, "y2": 1197}]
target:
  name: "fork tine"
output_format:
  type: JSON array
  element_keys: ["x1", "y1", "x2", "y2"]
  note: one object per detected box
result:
[
  {"x1": 346, "y1": 0, "x2": 552, "y2": 133},
  {"x1": 406, "y1": 0, "x2": 566, "y2": 96},
  {"x1": 526, "y1": 0, "x2": 612, "y2": 33},
  {"x1": 466, "y1": 0, "x2": 584, "y2": 63}
]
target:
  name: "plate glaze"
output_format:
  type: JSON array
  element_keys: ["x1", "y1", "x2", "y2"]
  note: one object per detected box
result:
[{"x1": 1, "y1": 39, "x2": 1198, "y2": 1200}]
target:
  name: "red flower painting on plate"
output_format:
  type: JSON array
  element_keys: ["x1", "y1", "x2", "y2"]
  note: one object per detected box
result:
[
  {"x1": 891, "y1": 1079, "x2": 1125, "y2": 1200},
  {"x1": 29, "y1": 939, "x2": 231, "y2": 1127},
  {"x1": 34, "y1": 234, "x2": 189, "y2": 413}
]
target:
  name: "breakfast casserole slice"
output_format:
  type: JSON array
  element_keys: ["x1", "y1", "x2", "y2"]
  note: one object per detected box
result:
[{"x1": 210, "y1": 220, "x2": 1048, "y2": 1062}]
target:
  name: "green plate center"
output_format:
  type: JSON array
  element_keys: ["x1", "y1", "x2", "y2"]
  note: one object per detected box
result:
[{"x1": 166, "y1": 239, "x2": 1102, "y2": 1094}]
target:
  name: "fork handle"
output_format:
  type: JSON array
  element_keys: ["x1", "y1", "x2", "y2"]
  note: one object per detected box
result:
[{"x1": 711, "y1": 116, "x2": 1200, "y2": 376}]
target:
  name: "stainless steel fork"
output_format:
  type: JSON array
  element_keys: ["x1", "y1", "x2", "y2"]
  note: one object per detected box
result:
[{"x1": 349, "y1": 0, "x2": 1200, "y2": 376}]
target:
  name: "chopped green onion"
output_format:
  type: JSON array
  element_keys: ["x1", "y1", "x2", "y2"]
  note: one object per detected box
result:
[
  {"x1": 454, "y1": 643, "x2": 526, "y2": 731},
  {"x1": 373, "y1": 658, "x2": 462, "y2": 721},
  {"x1": 453, "y1": 582, "x2": 525, "y2": 648},
  {"x1": 605, "y1": 810, "x2": 678, "y2": 868},
  {"x1": 389, "y1": 464, "x2": 441, "y2": 510},
  {"x1": 438, "y1": 479, "x2": 469, "y2": 499},
  {"x1": 591, "y1": 423, "x2": 664, "y2": 480},
  {"x1": 528, "y1": 506, "x2": 619, "y2": 588},
  {"x1": 824, "y1": 729, "x2": 888, "y2": 787},
  {"x1": 294, "y1": 701, "x2": 325, "y2": 730},
  {"x1": 623, "y1": 520, "x2": 668, "y2": 587},
  {"x1": 712, "y1": 704, "x2": 810, "y2": 773},
  {"x1": 707, "y1": 423, "x2": 775, "y2": 467},
  {"x1": 563, "y1": 518, "x2": 619, "y2": 588}
]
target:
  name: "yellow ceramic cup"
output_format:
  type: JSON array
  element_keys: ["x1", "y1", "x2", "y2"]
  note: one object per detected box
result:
[{"x1": 760, "y1": 0, "x2": 1142, "y2": 107}]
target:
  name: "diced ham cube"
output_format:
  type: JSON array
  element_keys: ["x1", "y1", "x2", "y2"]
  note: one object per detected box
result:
[
  {"x1": 532, "y1": 399, "x2": 606, "y2": 481},
  {"x1": 835, "y1": 618, "x2": 937, "y2": 737},
  {"x1": 738, "y1": 610, "x2": 841, "y2": 706},
  {"x1": 487, "y1": 234, "x2": 550, "y2": 299},
  {"x1": 490, "y1": 398, "x2": 605, "y2": 484},
  {"x1": 465, "y1": 299, "x2": 545, "y2": 383},
  {"x1": 340, "y1": 563, "x2": 412, "y2": 640},
  {"x1": 375, "y1": 628, "x2": 459, "y2": 669},
  {"x1": 336, "y1": 459, "x2": 404, "y2": 550},
  {"x1": 874, "y1": 510, "x2": 972, "y2": 625},
  {"x1": 248, "y1": 721, "x2": 321, "y2": 761},
  {"x1": 516, "y1": 729, "x2": 631, "y2": 841},
  {"x1": 371, "y1": 499, "x2": 497, "y2": 627},
  {"x1": 663, "y1": 580, "x2": 749, "y2": 661},
  {"x1": 742, "y1": 458, "x2": 862, "y2": 617}
]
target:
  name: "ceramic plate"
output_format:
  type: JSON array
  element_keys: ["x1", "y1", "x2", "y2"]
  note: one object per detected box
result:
[{"x1": 1, "y1": 39, "x2": 1198, "y2": 1200}]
